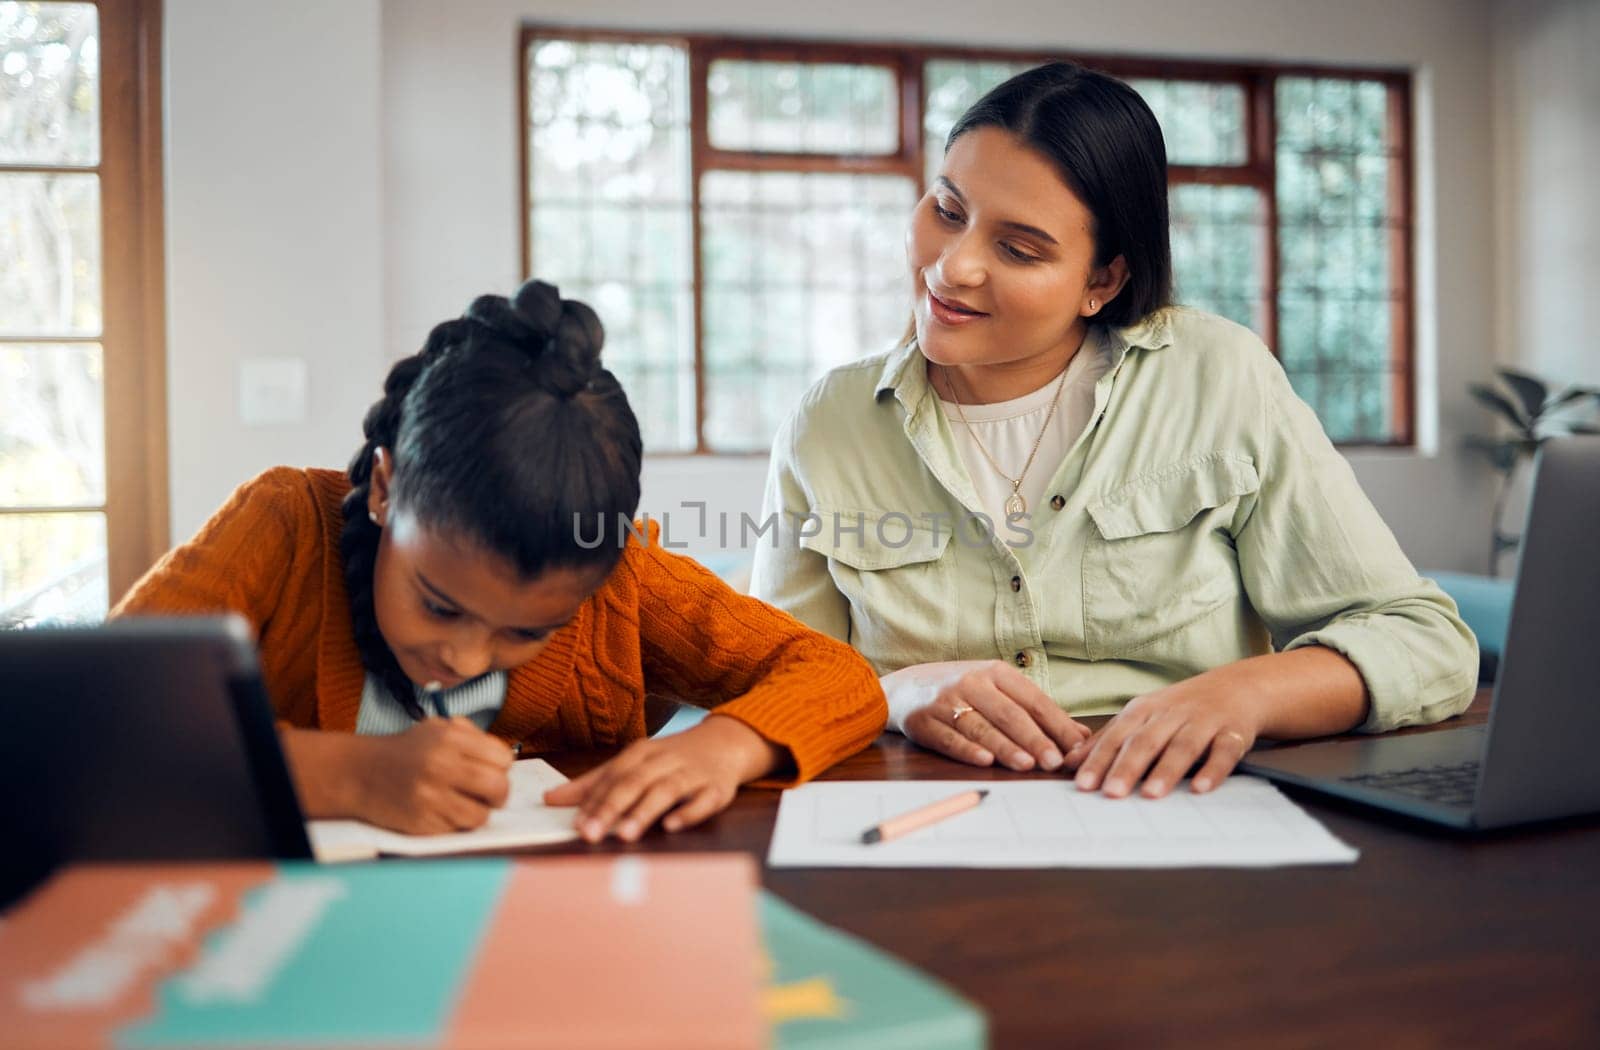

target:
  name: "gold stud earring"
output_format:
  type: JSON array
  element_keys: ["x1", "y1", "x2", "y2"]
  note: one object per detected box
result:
[
  {"x1": 1088, "y1": 298, "x2": 1098, "y2": 312},
  {"x1": 368, "y1": 510, "x2": 381, "y2": 526}
]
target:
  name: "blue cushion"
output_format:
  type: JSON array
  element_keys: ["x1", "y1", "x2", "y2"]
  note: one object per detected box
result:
[{"x1": 652, "y1": 704, "x2": 708, "y2": 737}]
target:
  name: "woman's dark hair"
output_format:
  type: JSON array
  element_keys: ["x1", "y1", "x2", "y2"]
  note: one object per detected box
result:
[
  {"x1": 945, "y1": 61, "x2": 1172, "y2": 327},
  {"x1": 339, "y1": 279, "x2": 642, "y2": 718}
]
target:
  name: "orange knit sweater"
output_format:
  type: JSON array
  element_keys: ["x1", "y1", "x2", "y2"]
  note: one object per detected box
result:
[{"x1": 113, "y1": 467, "x2": 886, "y2": 783}]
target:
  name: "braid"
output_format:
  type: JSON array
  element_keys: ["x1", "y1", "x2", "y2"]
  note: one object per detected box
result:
[{"x1": 338, "y1": 319, "x2": 468, "y2": 720}]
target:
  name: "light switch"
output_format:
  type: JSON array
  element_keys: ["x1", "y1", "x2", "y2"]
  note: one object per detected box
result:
[{"x1": 238, "y1": 356, "x2": 309, "y2": 426}]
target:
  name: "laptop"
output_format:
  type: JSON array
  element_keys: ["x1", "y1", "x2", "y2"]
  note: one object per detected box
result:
[
  {"x1": 0, "y1": 615, "x2": 312, "y2": 907},
  {"x1": 1240, "y1": 435, "x2": 1600, "y2": 830}
]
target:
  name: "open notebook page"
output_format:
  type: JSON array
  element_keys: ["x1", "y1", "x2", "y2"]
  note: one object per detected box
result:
[{"x1": 308, "y1": 758, "x2": 579, "y2": 861}]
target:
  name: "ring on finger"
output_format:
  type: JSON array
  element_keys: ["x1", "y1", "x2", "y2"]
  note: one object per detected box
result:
[{"x1": 950, "y1": 704, "x2": 975, "y2": 725}]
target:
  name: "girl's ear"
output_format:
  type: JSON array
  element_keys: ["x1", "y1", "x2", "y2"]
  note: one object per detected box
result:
[
  {"x1": 368, "y1": 447, "x2": 394, "y2": 526},
  {"x1": 1082, "y1": 254, "x2": 1131, "y2": 317}
]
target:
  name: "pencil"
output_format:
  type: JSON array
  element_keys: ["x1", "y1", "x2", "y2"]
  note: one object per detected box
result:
[{"x1": 860, "y1": 788, "x2": 990, "y2": 844}]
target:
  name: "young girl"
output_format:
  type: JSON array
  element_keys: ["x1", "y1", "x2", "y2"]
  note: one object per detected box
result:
[
  {"x1": 116, "y1": 281, "x2": 886, "y2": 841},
  {"x1": 751, "y1": 62, "x2": 1477, "y2": 799}
]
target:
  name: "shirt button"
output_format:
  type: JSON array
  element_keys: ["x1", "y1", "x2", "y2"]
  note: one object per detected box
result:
[
  {"x1": 1049, "y1": 494, "x2": 1066, "y2": 511},
  {"x1": 1010, "y1": 575, "x2": 1022, "y2": 593},
  {"x1": 1014, "y1": 651, "x2": 1031, "y2": 668}
]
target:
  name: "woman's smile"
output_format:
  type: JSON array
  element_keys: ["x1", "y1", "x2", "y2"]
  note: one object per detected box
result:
[{"x1": 926, "y1": 286, "x2": 990, "y2": 326}]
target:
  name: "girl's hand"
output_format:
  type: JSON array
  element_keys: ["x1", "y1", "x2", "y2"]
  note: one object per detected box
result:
[
  {"x1": 281, "y1": 718, "x2": 514, "y2": 834},
  {"x1": 1064, "y1": 679, "x2": 1261, "y2": 798},
  {"x1": 348, "y1": 717, "x2": 514, "y2": 834},
  {"x1": 893, "y1": 660, "x2": 1091, "y2": 771},
  {"x1": 542, "y1": 715, "x2": 782, "y2": 842}
]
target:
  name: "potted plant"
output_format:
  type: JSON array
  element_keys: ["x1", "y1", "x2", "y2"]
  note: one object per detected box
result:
[{"x1": 1468, "y1": 369, "x2": 1600, "y2": 576}]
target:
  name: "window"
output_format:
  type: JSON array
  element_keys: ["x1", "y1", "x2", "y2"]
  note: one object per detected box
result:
[
  {"x1": 0, "y1": 0, "x2": 166, "y2": 626},
  {"x1": 522, "y1": 31, "x2": 1414, "y2": 453}
]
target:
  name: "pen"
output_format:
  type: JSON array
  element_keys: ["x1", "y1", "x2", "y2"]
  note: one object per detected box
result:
[
  {"x1": 860, "y1": 788, "x2": 990, "y2": 844},
  {"x1": 427, "y1": 680, "x2": 521, "y2": 758}
]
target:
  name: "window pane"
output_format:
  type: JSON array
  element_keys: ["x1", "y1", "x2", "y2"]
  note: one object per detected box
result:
[
  {"x1": 1128, "y1": 79, "x2": 1247, "y2": 166},
  {"x1": 0, "y1": 342, "x2": 103, "y2": 505},
  {"x1": 527, "y1": 38, "x2": 694, "y2": 452},
  {"x1": 1170, "y1": 184, "x2": 1266, "y2": 335},
  {"x1": 700, "y1": 171, "x2": 916, "y2": 451},
  {"x1": 1276, "y1": 76, "x2": 1398, "y2": 443},
  {"x1": 708, "y1": 60, "x2": 897, "y2": 154},
  {"x1": 0, "y1": 509, "x2": 106, "y2": 626},
  {"x1": 924, "y1": 59, "x2": 1033, "y2": 186},
  {"x1": 0, "y1": 2, "x2": 98, "y2": 166},
  {"x1": 528, "y1": 39, "x2": 689, "y2": 205},
  {"x1": 0, "y1": 171, "x2": 101, "y2": 334}
]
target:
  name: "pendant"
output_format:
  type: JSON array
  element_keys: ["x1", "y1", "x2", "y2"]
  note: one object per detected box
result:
[{"x1": 1005, "y1": 492, "x2": 1027, "y2": 518}]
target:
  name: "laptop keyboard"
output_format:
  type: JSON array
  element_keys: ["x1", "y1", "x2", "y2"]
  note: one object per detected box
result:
[{"x1": 1340, "y1": 760, "x2": 1481, "y2": 808}]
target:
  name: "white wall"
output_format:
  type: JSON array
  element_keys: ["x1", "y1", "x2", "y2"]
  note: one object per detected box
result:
[
  {"x1": 164, "y1": 0, "x2": 385, "y2": 539},
  {"x1": 166, "y1": 0, "x2": 1515, "y2": 571},
  {"x1": 1492, "y1": 0, "x2": 1600, "y2": 386}
]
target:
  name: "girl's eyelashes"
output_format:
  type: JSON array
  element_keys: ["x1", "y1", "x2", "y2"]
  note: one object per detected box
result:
[
  {"x1": 419, "y1": 591, "x2": 550, "y2": 642},
  {"x1": 1000, "y1": 242, "x2": 1041, "y2": 263},
  {"x1": 421, "y1": 597, "x2": 460, "y2": 620},
  {"x1": 933, "y1": 200, "x2": 963, "y2": 224}
]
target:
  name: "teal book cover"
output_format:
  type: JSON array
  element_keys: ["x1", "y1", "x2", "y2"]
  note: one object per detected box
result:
[{"x1": 761, "y1": 893, "x2": 987, "y2": 1050}]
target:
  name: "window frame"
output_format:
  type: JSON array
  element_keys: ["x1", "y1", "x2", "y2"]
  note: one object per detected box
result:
[
  {"x1": 0, "y1": 0, "x2": 169, "y2": 609},
  {"x1": 519, "y1": 25, "x2": 1415, "y2": 453}
]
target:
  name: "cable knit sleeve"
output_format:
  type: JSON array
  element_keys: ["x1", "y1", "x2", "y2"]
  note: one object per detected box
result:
[
  {"x1": 111, "y1": 467, "x2": 309, "y2": 633},
  {"x1": 620, "y1": 536, "x2": 887, "y2": 785}
]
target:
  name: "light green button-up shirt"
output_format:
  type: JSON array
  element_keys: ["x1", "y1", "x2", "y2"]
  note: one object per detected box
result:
[{"x1": 750, "y1": 307, "x2": 1478, "y2": 733}]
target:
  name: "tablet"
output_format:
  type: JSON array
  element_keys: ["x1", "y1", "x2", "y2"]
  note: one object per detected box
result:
[{"x1": 0, "y1": 615, "x2": 311, "y2": 907}]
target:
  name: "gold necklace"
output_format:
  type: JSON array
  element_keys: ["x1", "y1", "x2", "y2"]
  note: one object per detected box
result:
[{"x1": 939, "y1": 362, "x2": 1072, "y2": 517}]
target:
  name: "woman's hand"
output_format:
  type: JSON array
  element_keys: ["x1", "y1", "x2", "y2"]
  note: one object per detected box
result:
[
  {"x1": 282, "y1": 718, "x2": 514, "y2": 834},
  {"x1": 1064, "y1": 648, "x2": 1369, "y2": 798},
  {"x1": 891, "y1": 660, "x2": 1091, "y2": 771},
  {"x1": 542, "y1": 714, "x2": 783, "y2": 842},
  {"x1": 1064, "y1": 678, "x2": 1261, "y2": 798}
]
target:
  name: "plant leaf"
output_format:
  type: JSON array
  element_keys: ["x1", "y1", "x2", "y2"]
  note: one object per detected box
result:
[
  {"x1": 1497, "y1": 369, "x2": 1549, "y2": 421},
  {"x1": 1470, "y1": 383, "x2": 1529, "y2": 428},
  {"x1": 1544, "y1": 385, "x2": 1598, "y2": 412}
]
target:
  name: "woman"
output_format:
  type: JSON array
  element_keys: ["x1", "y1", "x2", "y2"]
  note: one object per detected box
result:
[
  {"x1": 750, "y1": 62, "x2": 1476, "y2": 800},
  {"x1": 117, "y1": 281, "x2": 885, "y2": 840}
]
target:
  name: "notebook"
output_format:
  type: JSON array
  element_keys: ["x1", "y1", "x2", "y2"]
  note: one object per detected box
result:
[
  {"x1": 0, "y1": 855, "x2": 765, "y2": 1049},
  {"x1": 306, "y1": 758, "x2": 579, "y2": 861}
]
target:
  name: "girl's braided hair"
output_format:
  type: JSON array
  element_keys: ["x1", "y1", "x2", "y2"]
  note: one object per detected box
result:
[{"x1": 339, "y1": 280, "x2": 642, "y2": 718}]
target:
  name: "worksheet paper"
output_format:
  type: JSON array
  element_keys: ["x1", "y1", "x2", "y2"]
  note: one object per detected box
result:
[
  {"x1": 307, "y1": 758, "x2": 579, "y2": 862},
  {"x1": 768, "y1": 777, "x2": 1358, "y2": 868}
]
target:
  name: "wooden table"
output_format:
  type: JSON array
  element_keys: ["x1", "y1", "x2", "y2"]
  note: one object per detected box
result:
[{"x1": 526, "y1": 690, "x2": 1600, "y2": 1048}]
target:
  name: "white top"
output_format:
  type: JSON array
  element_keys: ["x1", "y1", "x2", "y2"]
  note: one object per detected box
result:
[
  {"x1": 355, "y1": 670, "x2": 508, "y2": 735},
  {"x1": 936, "y1": 333, "x2": 1113, "y2": 540}
]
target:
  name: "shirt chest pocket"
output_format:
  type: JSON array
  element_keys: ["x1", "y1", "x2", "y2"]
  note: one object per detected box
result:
[
  {"x1": 799, "y1": 510, "x2": 955, "y2": 670},
  {"x1": 1082, "y1": 454, "x2": 1259, "y2": 660}
]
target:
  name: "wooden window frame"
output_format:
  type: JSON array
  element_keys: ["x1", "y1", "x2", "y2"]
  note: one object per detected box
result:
[
  {"x1": 519, "y1": 26, "x2": 1415, "y2": 452},
  {"x1": 0, "y1": 0, "x2": 168, "y2": 607}
]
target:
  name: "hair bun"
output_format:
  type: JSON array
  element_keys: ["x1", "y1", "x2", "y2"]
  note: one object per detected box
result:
[
  {"x1": 464, "y1": 280, "x2": 605, "y2": 399},
  {"x1": 511, "y1": 279, "x2": 563, "y2": 336},
  {"x1": 545, "y1": 298, "x2": 604, "y2": 396}
]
